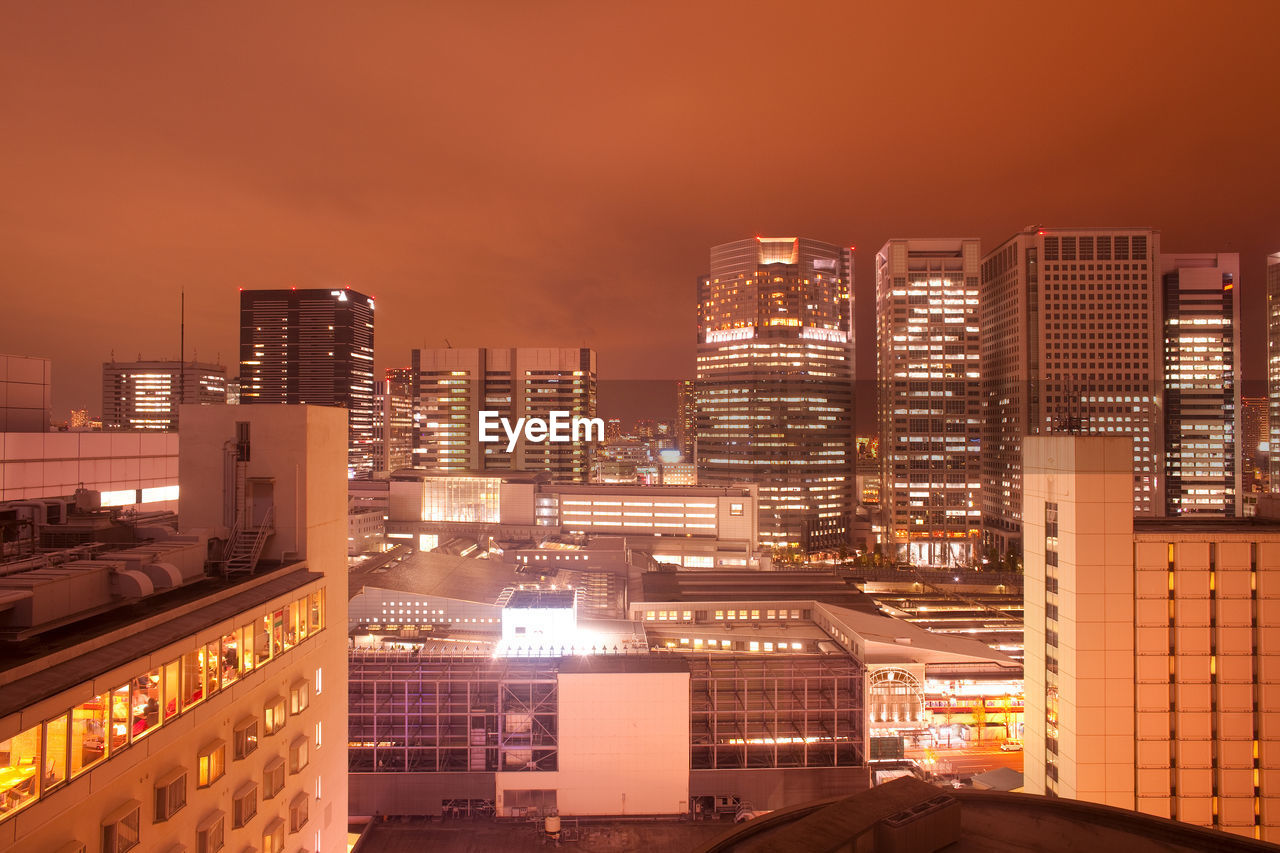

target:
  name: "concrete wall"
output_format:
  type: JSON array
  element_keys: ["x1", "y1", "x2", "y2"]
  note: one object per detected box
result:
[
  {"x1": 0, "y1": 431, "x2": 178, "y2": 508},
  {"x1": 1023, "y1": 436, "x2": 1135, "y2": 810},
  {"x1": 494, "y1": 669, "x2": 690, "y2": 816},
  {"x1": 349, "y1": 772, "x2": 495, "y2": 817},
  {"x1": 689, "y1": 767, "x2": 870, "y2": 811},
  {"x1": 178, "y1": 404, "x2": 348, "y2": 565},
  {"x1": 0, "y1": 355, "x2": 51, "y2": 433}
]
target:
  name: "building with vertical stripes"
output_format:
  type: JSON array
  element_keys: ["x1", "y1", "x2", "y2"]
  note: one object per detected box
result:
[
  {"x1": 1023, "y1": 435, "x2": 1280, "y2": 842},
  {"x1": 101, "y1": 359, "x2": 227, "y2": 431},
  {"x1": 875, "y1": 238, "x2": 982, "y2": 567},
  {"x1": 411, "y1": 347, "x2": 596, "y2": 483},
  {"x1": 1161, "y1": 253, "x2": 1241, "y2": 517},
  {"x1": 981, "y1": 227, "x2": 1162, "y2": 556},
  {"x1": 695, "y1": 237, "x2": 855, "y2": 553}
]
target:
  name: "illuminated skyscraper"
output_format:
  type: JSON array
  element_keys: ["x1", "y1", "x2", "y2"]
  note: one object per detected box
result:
[
  {"x1": 1268, "y1": 253, "x2": 1280, "y2": 489},
  {"x1": 875, "y1": 239, "x2": 982, "y2": 566},
  {"x1": 696, "y1": 237, "x2": 854, "y2": 552},
  {"x1": 1161, "y1": 253, "x2": 1240, "y2": 516},
  {"x1": 373, "y1": 367, "x2": 415, "y2": 475},
  {"x1": 981, "y1": 227, "x2": 1162, "y2": 555},
  {"x1": 675, "y1": 379, "x2": 696, "y2": 460},
  {"x1": 411, "y1": 347, "x2": 596, "y2": 483},
  {"x1": 238, "y1": 287, "x2": 376, "y2": 478},
  {"x1": 1241, "y1": 396, "x2": 1269, "y2": 492},
  {"x1": 101, "y1": 358, "x2": 227, "y2": 430}
]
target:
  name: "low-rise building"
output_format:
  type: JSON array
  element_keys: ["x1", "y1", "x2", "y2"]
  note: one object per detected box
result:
[{"x1": 0, "y1": 405, "x2": 349, "y2": 853}]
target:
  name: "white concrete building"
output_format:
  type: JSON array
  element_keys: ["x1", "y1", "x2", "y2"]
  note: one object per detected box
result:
[
  {"x1": 386, "y1": 471, "x2": 762, "y2": 568},
  {"x1": 1023, "y1": 435, "x2": 1280, "y2": 841},
  {"x1": 0, "y1": 405, "x2": 349, "y2": 853}
]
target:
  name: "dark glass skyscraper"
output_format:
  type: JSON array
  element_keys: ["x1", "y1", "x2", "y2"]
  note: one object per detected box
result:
[
  {"x1": 239, "y1": 287, "x2": 376, "y2": 478},
  {"x1": 695, "y1": 237, "x2": 854, "y2": 553},
  {"x1": 1161, "y1": 253, "x2": 1240, "y2": 516}
]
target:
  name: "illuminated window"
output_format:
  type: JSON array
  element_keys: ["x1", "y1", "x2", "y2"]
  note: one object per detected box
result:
[
  {"x1": 197, "y1": 740, "x2": 225, "y2": 788},
  {"x1": 264, "y1": 697, "x2": 286, "y2": 735},
  {"x1": 290, "y1": 680, "x2": 309, "y2": 715}
]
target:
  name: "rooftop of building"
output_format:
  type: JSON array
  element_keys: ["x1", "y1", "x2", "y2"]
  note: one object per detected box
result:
[
  {"x1": 388, "y1": 468, "x2": 549, "y2": 484},
  {"x1": 0, "y1": 562, "x2": 318, "y2": 718},
  {"x1": 350, "y1": 817, "x2": 726, "y2": 853},
  {"x1": 1133, "y1": 516, "x2": 1280, "y2": 535},
  {"x1": 550, "y1": 483, "x2": 755, "y2": 497},
  {"x1": 638, "y1": 570, "x2": 878, "y2": 613},
  {"x1": 349, "y1": 549, "x2": 536, "y2": 604},
  {"x1": 348, "y1": 778, "x2": 1275, "y2": 853},
  {"x1": 505, "y1": 588, "x2": 576, "y2": 609},
  {"x1": 701, "y1": 777, "x2": 1276, "y2": 853}
]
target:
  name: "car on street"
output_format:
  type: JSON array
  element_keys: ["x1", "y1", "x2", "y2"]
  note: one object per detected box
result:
[{"x1": 999, "y1": 740, "x2": 1023, "y2": 751}]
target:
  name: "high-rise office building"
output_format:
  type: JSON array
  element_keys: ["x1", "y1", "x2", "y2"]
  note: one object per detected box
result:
[
  {"x1": 675, "y1": 379, "x2": 696, "y2": 460},
  {"x1": 411, "y1": 347, "x2": 596, "y2": 483},
  {"x1": 238, "y1": 287, "x2": 376, "y2": 479},
  {"x1": 1267, "y1": 254, "x2": 1280, "y2": 489},
  {"x1": 373, "y1": 367, "x2": 415, "y2": 475},
  {"x1": 1023, "y1": 435, "x2": 1280, "y2": 842},
  {"x1": 1161, "y1": 253, "x2": 1241, "y2": 517},
  {"x1": 0, "y1": 354, "x2": 51, "y2": 433},
  {"x1": 696, "y1": 237, "x2": 854, "y2": 552},
  {"x1": 875, "y1": 239, "x2": 982, "y2": 567},
  {"x1": 981, "y1": 227, "x2": 1162, "y2": 555},
  {"x1": 1241, "y1": 396, "x2": 1269, "y2": 492},
  {"x1": 101, "y1": 359, "x2": 227, "y2": 431}
]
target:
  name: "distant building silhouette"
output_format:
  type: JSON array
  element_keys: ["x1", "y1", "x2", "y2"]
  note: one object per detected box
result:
[{"x1": 238, "y1": 287, "x2": 376, "y2": 478}]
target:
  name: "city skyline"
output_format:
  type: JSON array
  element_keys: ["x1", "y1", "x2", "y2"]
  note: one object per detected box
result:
[{"x1": 3, "y1": 4, "x2": 1279, "y2": 416}]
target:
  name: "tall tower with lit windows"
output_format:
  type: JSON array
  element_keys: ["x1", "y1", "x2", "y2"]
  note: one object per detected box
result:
[
  {"x1": 102, "y1": 358, "x2": 227, "y2": 430},
  {"x1": 875, "y1": 239, "x2": 982, "y2": 567},
  {"x1": 239, "y1": 287, "x2": 376, "y2": 478},
  {"x1": 695, "y1": 237, "x2": 855, "y2": 553},
  {"x1": 1160, "y1": 252, "x2": 1240, "y2": 517},
  {"x1": 1267, "y1": 253, "x2": 1280, "y2": 491}
]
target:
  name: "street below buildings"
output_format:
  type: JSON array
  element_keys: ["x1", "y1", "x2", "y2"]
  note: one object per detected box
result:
[{"x1": 906, "y1": 741, "x2": 1024, "y2": 778}]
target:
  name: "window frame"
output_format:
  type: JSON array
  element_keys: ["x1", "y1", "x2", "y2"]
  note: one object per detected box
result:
[
  {"x1": 154, "y1": 767, "x2": 188, "y2": 822},
  {"x1": 196, "y1": 740, "x2": 226, "y2": 789}
]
